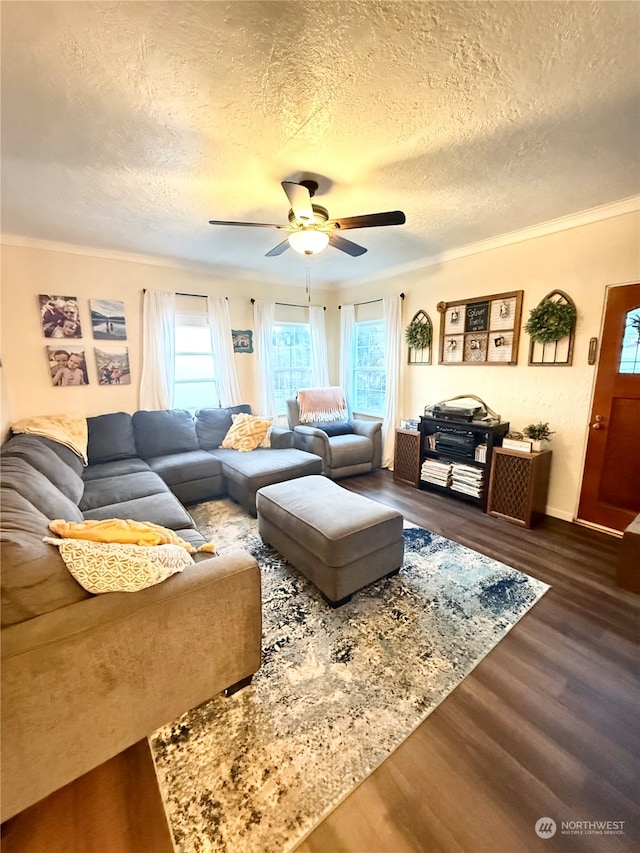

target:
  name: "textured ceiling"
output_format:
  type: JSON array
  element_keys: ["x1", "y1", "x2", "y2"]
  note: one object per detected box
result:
[{"x1": 1, "y1": 1, "x2": 639, "y2": 286}]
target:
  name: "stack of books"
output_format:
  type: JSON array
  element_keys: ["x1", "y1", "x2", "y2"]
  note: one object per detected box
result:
[
  {"x1": 474, "y1": 443, "x2": 487, "y2": 463},
  {"x1": 450, "y1": 463, "x2": 484, "y2": 498},
  {"x1": 421, "y1": 459, "x2": 452, "y2": 488}
]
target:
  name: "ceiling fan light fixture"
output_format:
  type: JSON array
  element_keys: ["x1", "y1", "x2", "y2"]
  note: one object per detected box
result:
[{"x1": 288, "y1": 229, "x2": 330, "y2": 255}]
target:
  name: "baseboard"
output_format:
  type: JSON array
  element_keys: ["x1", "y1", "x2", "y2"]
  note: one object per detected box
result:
[{"x1": 545, "y1": 507, "x2": 574, "y2": 523}]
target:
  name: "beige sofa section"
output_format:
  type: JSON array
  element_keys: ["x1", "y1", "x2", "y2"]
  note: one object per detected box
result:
[{"x1": 1, "y1": 550, "x2": 261, "y2": 822}]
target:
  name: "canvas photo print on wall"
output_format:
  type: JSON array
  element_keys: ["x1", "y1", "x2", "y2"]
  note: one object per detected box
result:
[
  {"x1": 95, "y1": 347, "x2": 131, "y2": 385},
  {"x1": 39, "y1": 294, "x2": 83, "y2": 339},
  {"x1": 47, "y1": 346, "x2": 89, "y2": 386},
  {"x1": 90, "y1": 299, "x2": 127, "y2": 340}
]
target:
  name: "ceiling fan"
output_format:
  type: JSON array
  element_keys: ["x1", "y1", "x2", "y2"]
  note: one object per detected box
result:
[{"x1": 208, "y1": 179, "x2": 406, "y2": 257}]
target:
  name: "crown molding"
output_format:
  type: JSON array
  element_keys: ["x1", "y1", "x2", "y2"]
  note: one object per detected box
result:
[
  {"x1": 348, "y1": 195, "x2": 640, "y2": 287},
  {"x1": 2, "y1": 195, "x2": 638, "y2": 288},
  {"x1": 0, "y1": 234, "x2": 302, "y2": 289}
]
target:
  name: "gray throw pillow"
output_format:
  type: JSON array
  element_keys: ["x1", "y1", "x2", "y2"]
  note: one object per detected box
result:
[{"x1": 313, "y1": 421, "x2": 355, "y2": 437}]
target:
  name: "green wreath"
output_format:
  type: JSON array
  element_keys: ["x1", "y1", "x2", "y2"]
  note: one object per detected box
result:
[
  {"x1": 405, "y1": 318, "x2": 432, "y2": 349},
  {"x1": 524, "y1": 299, "x2": 576, "y2": 344}
]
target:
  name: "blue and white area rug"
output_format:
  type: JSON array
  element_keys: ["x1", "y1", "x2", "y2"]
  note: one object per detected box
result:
[{"x1": 151, "y1": 498, "x2": 549, "y2": 853}]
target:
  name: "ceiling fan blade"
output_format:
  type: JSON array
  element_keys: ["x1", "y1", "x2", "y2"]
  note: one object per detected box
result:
[
  {"x1": 327, "y1": 210, "x2": 406, "y2": 230},
  {"x1": 208, "y1": 219, "x2": 288, "y2": 228},
  {"x1": 281, "y1": 182, "x2": 314, "y2": 224},
  {"x1": 328, "y1": 233, "x2": 367, "y2": 256},
  {"x1": 265, "y1": 239, "x2": 291, "y2": 257}
]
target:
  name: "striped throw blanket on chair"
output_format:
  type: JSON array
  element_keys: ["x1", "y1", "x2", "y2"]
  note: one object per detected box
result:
[{"x1": 297, "y1": 387, "x2": 348, "y2": 424}]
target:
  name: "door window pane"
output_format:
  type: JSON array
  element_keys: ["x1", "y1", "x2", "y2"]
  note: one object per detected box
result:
[{"x1": 619, "y1": 308, "x2": 640, "y2": 374}]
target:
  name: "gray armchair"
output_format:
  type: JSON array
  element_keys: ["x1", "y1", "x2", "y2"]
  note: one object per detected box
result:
[{"x1": 286, "y1": 398, "x2": 382, "y2": 479}]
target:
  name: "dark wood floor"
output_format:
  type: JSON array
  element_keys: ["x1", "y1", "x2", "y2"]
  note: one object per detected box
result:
[{"x1": 3, "y1": 471, "x2": 638, "y2": 852}]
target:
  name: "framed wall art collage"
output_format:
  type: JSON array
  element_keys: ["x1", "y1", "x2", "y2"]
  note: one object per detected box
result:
[
  {"x1": 437, "y1": 290, "x2": 523, "y2": 365},
  {"x1": 39, "y1": 295, "x2": 130, "y2": 387}
]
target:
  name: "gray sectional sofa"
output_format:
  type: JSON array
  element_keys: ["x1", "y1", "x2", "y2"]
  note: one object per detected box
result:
[{"x1": 0, "y1": 405, "x2": 322, "y2": 822}]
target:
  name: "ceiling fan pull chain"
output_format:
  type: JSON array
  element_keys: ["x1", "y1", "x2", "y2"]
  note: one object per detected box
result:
[{"x1": 305, "y1": 263, "x2": 311, "y2": 304}]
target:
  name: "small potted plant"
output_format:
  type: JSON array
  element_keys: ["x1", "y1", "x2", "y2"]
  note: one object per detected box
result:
[{"x1": 522, "y1": 422, "x2": 554, "y2": 452}]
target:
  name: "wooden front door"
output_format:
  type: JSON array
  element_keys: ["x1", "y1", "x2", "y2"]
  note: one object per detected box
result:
[{"x1": 577, "y1": 283, "x2": 640, "y2": 531}]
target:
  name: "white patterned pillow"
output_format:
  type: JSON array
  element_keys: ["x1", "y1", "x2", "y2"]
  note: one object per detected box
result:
[{"x1": 44, "y1": 537, "x2": 193, "y2": 593}]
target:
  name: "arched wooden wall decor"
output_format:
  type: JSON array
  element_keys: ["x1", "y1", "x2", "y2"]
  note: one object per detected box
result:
[
  {"x1": 527, "y1": 290, "x2": 576, "y2": 366},
  {"x1": 406, "y1": 309, "x2": 433, "y2": 365}
]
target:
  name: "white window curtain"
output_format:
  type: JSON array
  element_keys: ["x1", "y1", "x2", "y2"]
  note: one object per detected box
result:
[
  {"x1": 207, "y1": 296, "x2": 242, "y2": 407},
  {"x1": 339, "y1": 304, "x2": 355, "y2": 409},
  {"x1": 382, "y1": 295, "x2": 402, "y2": 468},
  {"x1": 309, "y1": 305, "x2": 330, "y2": 387},
  {"x1": 139, "y1": 289, "x2": 175, "y2": 410},
  {"x1": 253, "y1": 299, "x2": 278, "y2": 419}
]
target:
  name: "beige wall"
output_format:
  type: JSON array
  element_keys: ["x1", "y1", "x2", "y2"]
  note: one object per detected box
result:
[
  {"x1": 0, "y1": 244, "x2": 336, "y2": 430},
  {"x1": 339, "y1": 210, "x2": 640, "y2": 521},
  {"x1": 2, "y1": 208, "x2": 638, "y2": 522}
]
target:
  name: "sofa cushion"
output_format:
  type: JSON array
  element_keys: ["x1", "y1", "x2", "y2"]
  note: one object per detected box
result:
[
  {"x1": 1, "y1": 434, "x2": 84, "y2": 503},
  {"x1": 79, "y1": 472, "x2": 170, "y2": 512},
  {"x1": 0, "y1": 457, "x2": 84, "y2": 522},
  {"x1": 0, "y1": 488, "x2": 90, "y2": 627},
  {"x1": 146, "y1": 450, "x2": 223, "y2": 486},
  {"x1": 327, "y1": 434, "x2": 374, "y2": 468},
  {"x1": 82, "y1": 458, "x2": 152, "y2": 481},
  {"x1": 212, "y1": 447, "x2": 323, "y2": 490},
  {"x1": 43, "y1": 538, "x2": 193, "y2": 593},
  {"x1": 2, "y1": 433, "x2": 84, "y2": 477},
  {"x1": 82, "y1": 492, "x2": 195, "y2": 530},
  {"x1": 176, "y1": 526, "x2": 211, "y2": 553},
  {"x1": 195, "y1": 405, "x2": 251, "y2": 449},
  {"x1": 87, "y1": 412, "x2": 138, "y2": 464},
  {"x1": 133, "y1": 410, "x2": 199, "y2": 458}
]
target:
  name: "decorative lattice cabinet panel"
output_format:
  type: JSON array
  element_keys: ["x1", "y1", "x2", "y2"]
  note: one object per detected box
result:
[
  {"x1": 487, "y1": 448, "x2": 552, "y2": 528},
  {"x1": 393, "y1": 429, "x2": 421, "y2": 487}
]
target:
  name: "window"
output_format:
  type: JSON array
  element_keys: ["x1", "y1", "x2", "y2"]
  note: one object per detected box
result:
[
  {"x1": 619, "y1": 308, "x2": 640, "y2": 374},
  {"x1": 353, "y1": 320, "x2": 385, "y2": 416},
  {"x1": 272, "y1": 323, "x2": 312, "y2": 414},
  {"x1": 173, "y1": 312, "x2": 219, "y2": 413}
]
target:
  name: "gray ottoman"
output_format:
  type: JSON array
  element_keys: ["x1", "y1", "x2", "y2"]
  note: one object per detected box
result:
[{"x1": 256, "y1": 475, "x2": 404, "y2": 606}]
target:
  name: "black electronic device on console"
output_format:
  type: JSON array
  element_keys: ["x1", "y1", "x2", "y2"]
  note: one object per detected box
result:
[
  {"x1": 434, "y1": 424, "x2": 479, "y2": 458},
  {"x1": 424, "y1": 394, "x2": 501, "y2": 424},
  {"x1": 430, "y1": 404, "x2": 483, "y2": 422}
]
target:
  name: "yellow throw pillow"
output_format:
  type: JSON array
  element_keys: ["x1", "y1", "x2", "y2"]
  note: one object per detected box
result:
[{"x1": 221, "y1": 413, "x2": 273, "y2": 452}]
